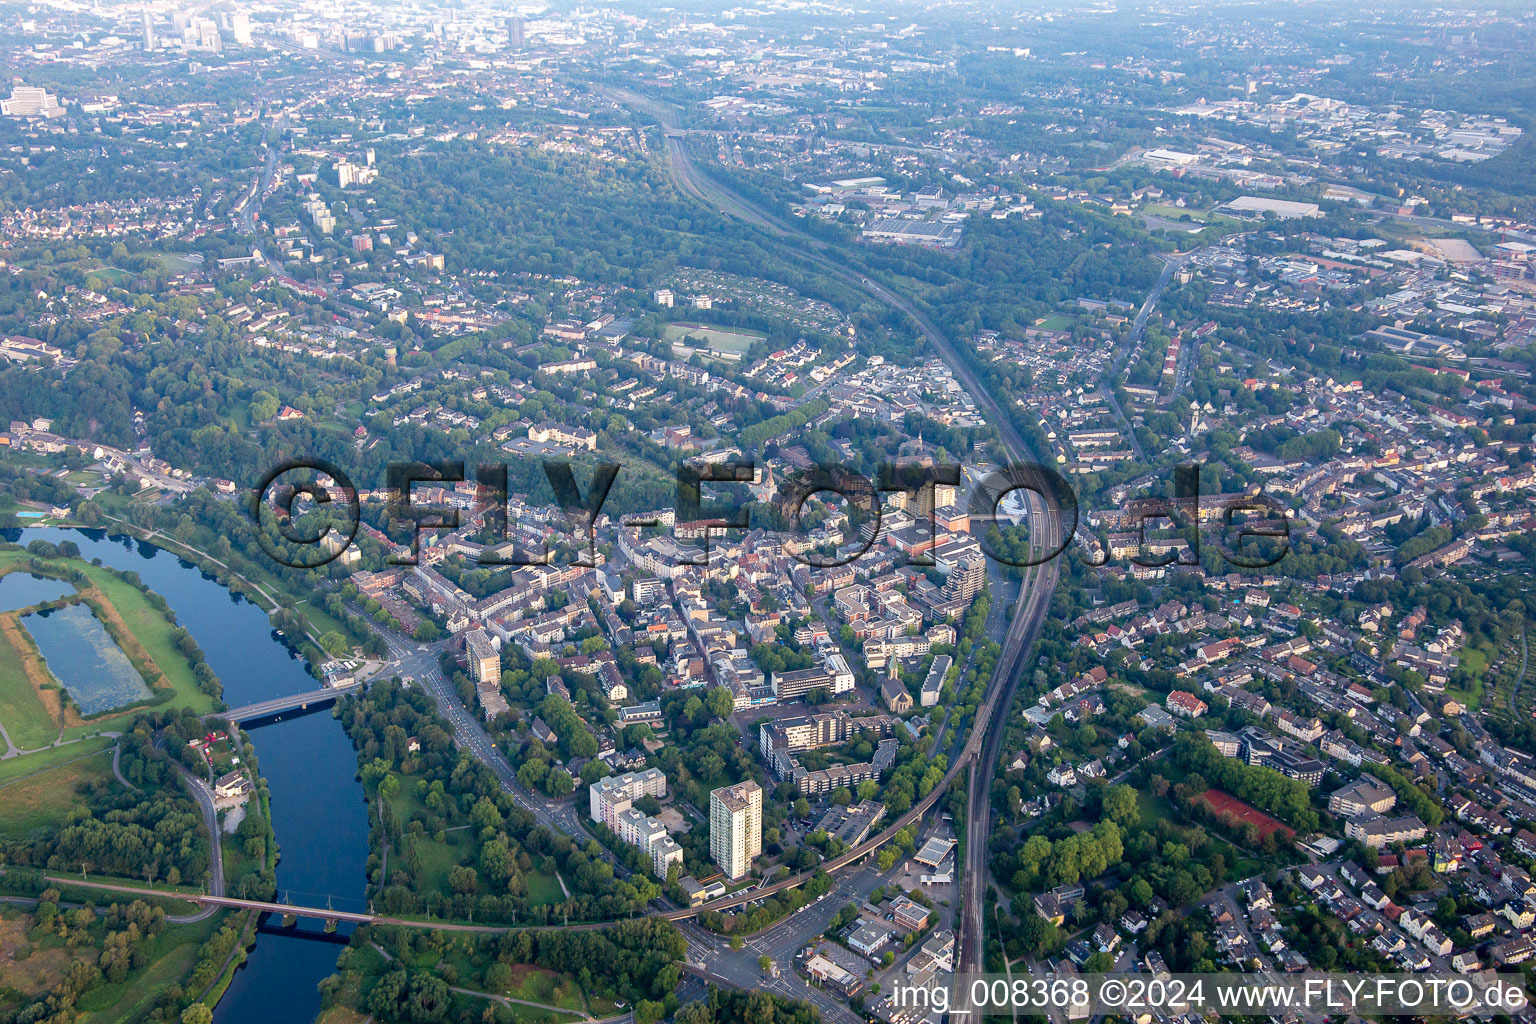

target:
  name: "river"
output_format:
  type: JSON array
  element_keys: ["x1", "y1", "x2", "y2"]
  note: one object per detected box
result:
[{"x1": 4, "y1": 527, "x2": 369, "y2": 1024}]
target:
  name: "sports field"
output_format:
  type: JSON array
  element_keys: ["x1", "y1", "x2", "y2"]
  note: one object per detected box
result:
[
  {"x1": 662, "y1": 322, "x2": 764, "y2": 353},
  {"x1": 1201, "y1": 788, "x2": 1294, "y2": 839}
]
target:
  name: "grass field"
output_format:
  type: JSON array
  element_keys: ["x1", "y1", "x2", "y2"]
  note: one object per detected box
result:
[
  {"x1": 0, "y1": 618, "x2": 61, "y2": 751},
  {"x1": 455, "y1": 990, "x2": 582, "y2": 1024},
  {"x1": 524, "y1": 869, "x2": 565, "y2": 907},
  {"x1": 74, "y1": 920, "x2": 212, "y2": 1023},
  {"x1": 294, "y1": 598, "x2": 354, "y2": 643},
  {"x1": 0, "y1": 907, "x2": 77, "y2": 1000},
  {"x1": 478, "y1": 963, "x2": 589, "y2": 1013},
  {"x1": 409, "y1": 825, "x2": 477, "y2": 896},
  {"x1": 0, "y1": 738, "x2": 116, "y2": 838},
  {"x1": 81, "y1": 567, "x2": 215, "y2": 713},
  {"x1": 0, "y1": 552, "x2": 218, "y2": 745},
  {"x1": 1136, "y1": 789, "x2": 1176, "y2": 828},
  {"x1": 63, "y1": 261, "x2": 134, "y2": 286},
  {"x1": 1034, "y1": 315, "x2": 1075, "y2": 331},
  {"x1": 662, "y1": 322, "x2": 764, "y2": 353},
  {"x1": 1444, "y1": 683, "x2": 1483, "y2": 711},
  {"x1": 156, "y1": 253, "x2": 203, "y2": 272},
  {"x1": 1144, "y1": 203, "x2": 1207, "y2": 221},
  {"x1": 423, "y1": 951, "x2": 588, "y2": 1022}
]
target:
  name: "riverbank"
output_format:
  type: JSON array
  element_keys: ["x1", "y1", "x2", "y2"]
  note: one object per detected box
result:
[
  {"x1": 0, "y1": 548, "x2": 223, "y2": 747},
  {"x1": 2, "y1": 528, "x2": 372, "y2": 1024}
]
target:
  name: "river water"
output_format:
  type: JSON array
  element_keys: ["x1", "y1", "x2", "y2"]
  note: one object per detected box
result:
[{"x1": 5, "y1": 528, "x2": 368, "y2": 1023}]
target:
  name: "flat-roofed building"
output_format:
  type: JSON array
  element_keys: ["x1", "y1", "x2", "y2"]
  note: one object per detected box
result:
[
  {"x1": 1345, "y1": 812, "x2": 1427, "y2": 849},
  {"x1": 463, "y1": 628, "x2": 500, "y2": 686},
  {"x1": 920, "y1": 655, "x2": 951, "y2": 707},
  {"x1": 589, "y1": 767, "x2": 667, "y2": 829},
  {"x1": 710, "y1": 780, "x2": 763, "y2": 880}
]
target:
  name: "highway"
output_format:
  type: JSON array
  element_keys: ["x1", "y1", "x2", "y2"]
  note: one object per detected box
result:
[
  {"x1": 1098, "y1": 252, "x2": 1188, "y2": 463},
  {"x1": 605, "y1": 86, "x2": 1068, "y2": 971},
  {"x1": 174, "y1": 83, "x2": 1073, "y2": 966}
]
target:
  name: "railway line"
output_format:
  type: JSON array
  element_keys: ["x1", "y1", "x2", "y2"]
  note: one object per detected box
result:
[{"x1": 603, "y1": 87, "x2": 1068, "y2": 963}]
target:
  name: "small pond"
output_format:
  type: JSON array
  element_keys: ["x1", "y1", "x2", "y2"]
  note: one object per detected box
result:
[
  {"x1": 22, "y1": 602, "x2": 151, "y2": 714},
  {"x1": 0, "y1": 571, "x2": 74, "y2": 611}
]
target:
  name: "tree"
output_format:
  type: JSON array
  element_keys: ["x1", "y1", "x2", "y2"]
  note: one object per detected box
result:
[
  {"x1": 249, "y1": 391, "x2": 279, "y2": 423},
  {"x1": 1101, "y1": 784, "x2": 1139, "y2": 828},
  {"x1": 318, "y1": 631, "x2": 351, "y2": 659},
  {"x1": 545, "y1": 768, "x2": 575, "y2": 797},
  {"x1": 368, "y1": 968, "x2": 452, "y2": 1024},
  {"x1": 485, "y1": 962, "x2": 513, "y2": 991},
  {"x1": 706, "y1": 686, "x2": 735, "y2": 720},
  {"x1": 181, "y1": 1006, "x2": 214, "y2": 1024},
  {"x1": 1084, "y1": 951, "x2": 1115, "y2": 973}
]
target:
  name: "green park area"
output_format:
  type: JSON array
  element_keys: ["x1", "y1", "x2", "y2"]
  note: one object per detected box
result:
[
  {"x1": 0, "y1": 551, "x2": 219, "y2": 754},
  {"x1": 0, "y1": 899, "x2": 237, "y2": 1024},
  {"x1": 0, "y1": 737, "x2": 117, "y2": 838},
  {"x1": 379, "y1": 775, "x2": 567, "y2": 912},
  {"x1": 323, "y1": 941, "x2": 594, "y2": 1024}
]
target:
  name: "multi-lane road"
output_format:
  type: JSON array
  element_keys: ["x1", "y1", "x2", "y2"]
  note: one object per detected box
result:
[
  {"x1": 231, "y1": 86, "x2": 1072, "y2": 994},
  {"x1": 372, "y1": 631, "x2": 592, "y2": 842},
  {"x1": 604, "y1": 87, "x2": 1068, "y2": 976},
  {"x1": 679, "y1": 860, "x2": 893, "y2": 1024}
]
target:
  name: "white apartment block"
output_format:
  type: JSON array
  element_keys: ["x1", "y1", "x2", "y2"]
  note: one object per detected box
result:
[
  {"x1": 710, "y1": 780, "x2": 763, "y2": 880},
  {"x1": 589, "y1": 768, "x2": 678, "y2": 878},
  {"x1": 615, "y1": 806, "x2": 683, "y2": 878},
  {"x1": 588, "y1": 767, "x2": 667, "y2": 829}
]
